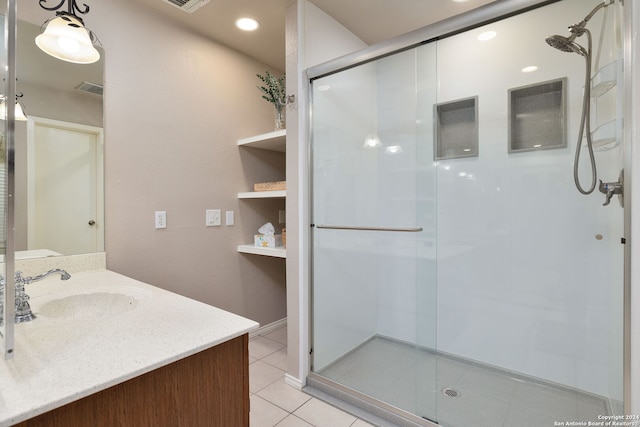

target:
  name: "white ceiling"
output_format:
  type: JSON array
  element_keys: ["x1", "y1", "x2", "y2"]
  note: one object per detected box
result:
[
  {"x1": 12, "y1": 0, "x2": 497, "y2": 95},
  {"x1": 130, "y1": 0, "x2": 498, "y2": 71}
]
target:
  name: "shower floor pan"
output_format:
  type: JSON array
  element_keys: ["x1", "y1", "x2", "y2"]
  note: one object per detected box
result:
[{"x1": 308, "y1": 336, "x2": 612, "y2": 427}]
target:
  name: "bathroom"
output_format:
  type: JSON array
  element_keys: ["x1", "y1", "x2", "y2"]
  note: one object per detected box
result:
[{"x1": 1, "y1": 0, "x2": 640, "y2": 426}]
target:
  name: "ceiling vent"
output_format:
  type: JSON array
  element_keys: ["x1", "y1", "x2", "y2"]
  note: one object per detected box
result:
[
  {"x1": 163, "y1": 0, "x2": 211, "y2": 13},
  {"x1": 75, "y1": 81, "x2": 104, "y2": 96}
]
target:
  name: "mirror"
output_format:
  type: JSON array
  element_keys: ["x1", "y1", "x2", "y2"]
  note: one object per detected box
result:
[{"x1": 13, "y1": 18, "x2": 104, "y2": 259}]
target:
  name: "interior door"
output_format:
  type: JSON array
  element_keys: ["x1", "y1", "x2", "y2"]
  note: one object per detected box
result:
[{"x1": 27, "y1": 116, "x2": 104, "y2": 255}]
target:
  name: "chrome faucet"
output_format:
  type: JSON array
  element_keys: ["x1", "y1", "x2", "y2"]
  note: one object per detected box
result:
[{"x1": 14, "y1": 269, "x2": 71, "y2": 323}]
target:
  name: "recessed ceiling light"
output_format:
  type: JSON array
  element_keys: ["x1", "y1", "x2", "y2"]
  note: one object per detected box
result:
[
  {"x1": 478, "y1": 31, "x2": 497, "y2": 41},
  {"x1": 317, "y1": 85, "x2": 331, "y2": 92},
  {"x1": 235, "y1": 18, "x2": 259, "y2": 31},
  {"x1": 363, "y1": 134, "x2": 382, "y2": 149},
  {"x1": 385, "y1": 145, "x2": 403, "y2": 155},
  {"x1": 522, "y1": 65, "x2": 538, "y2": 73}
]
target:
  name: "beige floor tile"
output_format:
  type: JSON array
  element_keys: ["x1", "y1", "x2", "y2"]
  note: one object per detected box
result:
[
  {"x1": 250, "y1": 336, "x2": 287, "y2": 359},
  {"x1": 275, "y1": 415, "x2": 314, "y2": 427},
  {"x1": 250, "y1": 395, "x2": 288, "y2": 427},
  {"x1": 250, "y1": 360, "x2": 286, "y2": 393},
  {"x1": 249, "y1": 327, "x2": 369, "y2": 427},
  {"x1": 264, "y1": 327, "x2": 288, "y2": 345},
  {"x1": 257, "y1": 377, "x2": 312, "y2": 413},
  {"x1": 294, "y1": 398, "x2": 357, "y2": 427},
  {"x1": 263, "y1": 347, "x2": 288, "y2": 371}
]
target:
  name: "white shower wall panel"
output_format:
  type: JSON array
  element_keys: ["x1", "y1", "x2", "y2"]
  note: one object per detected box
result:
[{"x1": 432, "y1": 0, "x2": 623, "y2": 398}]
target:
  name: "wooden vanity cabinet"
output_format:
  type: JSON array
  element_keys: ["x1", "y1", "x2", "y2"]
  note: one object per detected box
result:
[{"x1": 14, "y1": 334, "x2": 249, "y2": 427}]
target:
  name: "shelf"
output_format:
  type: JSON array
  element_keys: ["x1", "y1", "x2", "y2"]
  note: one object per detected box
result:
[
  {"x1": 238, "y1": 130, "x2": 286, "y2": 152},
  {"x1": 591, "y1": 61, "x2": 617, "y2": 98},
  {"x1": 237, "y1": 129, "x2": 287, "y2": 260},
  {"x1": 508, "y1": 78, "x2": 567, "y2": 153},
  {"x1": 238, "y1": 190, "x2": 286, "y2": 199},
  {"x1": 237, "y1": 244, "x2": 286, "y2": 258},
  {"x1": 590, "y1": 119, "x2": 619, "y2": 151},
  {"x1": 434, "y1": 96, "x2": 478, "y2": 160}
]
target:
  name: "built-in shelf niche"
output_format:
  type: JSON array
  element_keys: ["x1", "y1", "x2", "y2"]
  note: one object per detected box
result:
[
  {"x1": 508, "y1": 78, "x2": 567, "y2": 153},
  {"x1": 434, "y1": 96, "x2": 479, "y2": 160},
  {"x1": 237, "y1": 130, "x2": 287, "y2": 259}
]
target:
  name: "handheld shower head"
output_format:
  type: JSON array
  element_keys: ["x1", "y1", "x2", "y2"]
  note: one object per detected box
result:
[
  {"x1": 545, "y1": 34, "x2": 587, "y2": 56},
  {"x1": 545, "y1": 34, "x2": 578, "y2": 52}
]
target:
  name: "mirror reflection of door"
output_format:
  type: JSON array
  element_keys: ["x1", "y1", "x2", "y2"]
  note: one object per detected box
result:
[{"x1": 27, "y1": 116, "x2": 104, "y2": 255}]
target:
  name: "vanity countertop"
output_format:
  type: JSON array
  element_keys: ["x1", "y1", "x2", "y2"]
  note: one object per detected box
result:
[{"x1": 0, "y1": 269, "x2": 259, "y2": 426}]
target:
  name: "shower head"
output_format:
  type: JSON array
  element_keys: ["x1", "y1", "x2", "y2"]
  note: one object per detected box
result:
[
  {"x1": 545, "y1": 34, "x2": 586, "y2": 56},
  {"x1": 545, "y1": 34, "x2": 579, "y2": 52}
]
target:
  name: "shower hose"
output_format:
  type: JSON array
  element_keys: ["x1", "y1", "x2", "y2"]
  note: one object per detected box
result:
[{"x1": 574, "y1": 29, "x2": 598, "y2": 195}]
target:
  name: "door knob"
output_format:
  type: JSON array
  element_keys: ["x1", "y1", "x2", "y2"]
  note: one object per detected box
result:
[{"x1": 88, "y1": 220, "x2": 96, "y2": 226}]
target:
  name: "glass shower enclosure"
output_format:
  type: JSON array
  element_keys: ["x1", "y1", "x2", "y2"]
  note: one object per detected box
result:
[{"x1": 309, "y1": 1, "x2": 625, "y2": 426}]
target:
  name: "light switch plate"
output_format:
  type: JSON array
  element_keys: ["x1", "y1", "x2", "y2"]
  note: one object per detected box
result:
[
  {"x1": 206, "y1": 209, "x2": 221, "y2": 226},
  {"x1": 226, "y1": 210, "x2": 234, "y2": 226}
]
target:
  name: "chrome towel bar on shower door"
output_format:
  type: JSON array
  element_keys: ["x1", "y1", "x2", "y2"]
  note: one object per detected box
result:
[{"x1": 314, "y1": 224, "x2": 423, "y2": 232}]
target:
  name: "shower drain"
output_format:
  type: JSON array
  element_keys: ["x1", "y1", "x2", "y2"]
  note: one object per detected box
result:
[{"x1": 441, "y1": 387, "x2": 461, "y2": 398}]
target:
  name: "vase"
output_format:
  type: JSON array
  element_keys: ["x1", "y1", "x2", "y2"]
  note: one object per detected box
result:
[{"x1": 274, "y1": 106, "x2": 286, "y2": 130}]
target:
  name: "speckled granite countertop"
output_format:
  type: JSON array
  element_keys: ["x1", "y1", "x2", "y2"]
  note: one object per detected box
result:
[{"x1": 0, "y1": 269, "x2": 259, "y2": 426}]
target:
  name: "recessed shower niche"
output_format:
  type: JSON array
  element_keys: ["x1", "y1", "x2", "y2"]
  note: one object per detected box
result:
[
  {"x1": 508, "y1": 78, "x2": 567, "y2": 153},
  {"x1": 434, "y1": 96, "x2": 479, "y2": 160}
]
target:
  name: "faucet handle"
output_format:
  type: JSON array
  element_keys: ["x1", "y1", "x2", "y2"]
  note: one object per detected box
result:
[
  {"x1": 598, "y1": 171, "x2": 624, "y2": 207},
  {"x1": 599, "y1": 180, "x2": 615, "y2": 206}
]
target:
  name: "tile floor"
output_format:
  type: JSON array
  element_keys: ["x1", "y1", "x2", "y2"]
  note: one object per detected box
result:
[{"x1": 249, "y1": 325, "x2": 373, "y2": 427}]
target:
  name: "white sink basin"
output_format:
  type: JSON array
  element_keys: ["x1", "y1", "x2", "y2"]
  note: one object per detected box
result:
[{"x1": 32, "y1": 286, "x2": 153, "y2": 320}]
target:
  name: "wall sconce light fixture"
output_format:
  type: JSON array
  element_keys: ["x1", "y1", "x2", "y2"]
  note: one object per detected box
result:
[
  {"x1": 35, "y1": 0, "x2": 100, "y2": 64},
  {"x1": 0, "y1": 93, "x2": 28, "y2": 121}
]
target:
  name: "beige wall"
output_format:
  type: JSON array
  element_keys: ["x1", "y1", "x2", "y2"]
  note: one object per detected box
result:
[{"x1": 17, "y1": 0, "x2": 287, "y2": 326}]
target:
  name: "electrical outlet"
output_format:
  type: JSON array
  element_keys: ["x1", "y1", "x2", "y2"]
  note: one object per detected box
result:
[
  {"x1": 206, "y1": 209, "x2": 221, "y2": 226},
  {"x1": 155, "y1": 211, "x2": 167, "y2": 229},
  {"x1": 225, "y1": 210, "x2": 234, "y2": 226}
]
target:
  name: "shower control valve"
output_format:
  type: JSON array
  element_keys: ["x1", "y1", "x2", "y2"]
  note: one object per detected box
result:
[{"x1": 599, "y1": 179, "x2": 623, "y2": 207}]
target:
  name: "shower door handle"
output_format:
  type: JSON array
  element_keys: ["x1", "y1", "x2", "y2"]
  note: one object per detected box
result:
[{"x1": 315, "y1": 225, "x2": 423, "y2": 232}]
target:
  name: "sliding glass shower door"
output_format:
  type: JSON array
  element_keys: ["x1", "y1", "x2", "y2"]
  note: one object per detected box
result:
[
  {"x1": 310, "y1": 44, "x2": 439, "y2": 422},
  {"x1": 310, "y1": 1, "x2": 625, "y2": 426}
]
